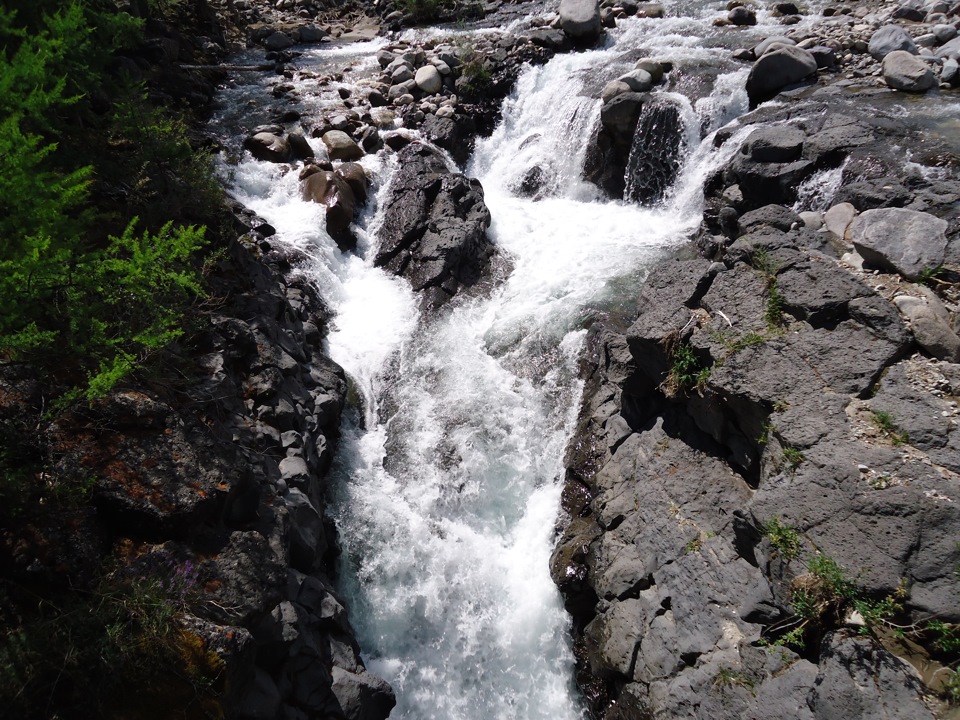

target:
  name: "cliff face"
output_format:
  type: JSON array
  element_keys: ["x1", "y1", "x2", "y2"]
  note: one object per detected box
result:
[
  {"x1": 552, "y1": 94, "x2": 960, "y2": 720},
  {"x1": 1, "y1": 223, "x2": 395, "y2": 718}
]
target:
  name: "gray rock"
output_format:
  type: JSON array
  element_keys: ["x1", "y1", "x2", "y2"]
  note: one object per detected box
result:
[
  {"x1": 330, "y1": 668, "x2": 396, "y2": 720},
  {"x1": 737, "y1": 204, "x2": 801, "y2": 234},
  {"x1": 799, "y1": 211, "x2": 823, "y2": 230},
  {"x1": 559, "y1": 0, "x2": 602, "y2": 42},
  {"x1": 635, "y1": 59, "x2": 665, "y2": 84},
  {"x1": 809, "y1": 633, "x2": 936, "y2": 719},
  {"x1": 936, "y1": 35, "x2": 960, "y2": 59},
  {"x1": 600, "y1": 91, "x2": 646, "y2": 136},
  {"x1": 942, "y1": 57, "x2": 960, "y2": 86},
  {"x1": 601, "y1": 79, "x2": 632, "y2": 103},
  {"x1": 374, "y1": 143, "x2": 493, "y2": 309},
  {"x1": 296, "y1": 25, "x2": 327, "y2": 44},
  {"x1": 743, "y1": 125, "x2": 805, "y2": 163},
  {"x1": 321, "y1": 130, "x2": 363, "y2": 161},
  {"x1": 868, "y1": 25, "x2": 919, "y2": 60},
  {"x1": 934, "y1": 23, "x2": 957, "y2": 44},
  {"x1": 754, "y1": 36, "x2": 795, "y2": 56},
  {"x1": 414, "y1": 65, "x2": 442, "y2": 94},
  {"x1": 618, "y1": 68, "x2": 654, "y2": 92},
  {"x1": 849, "y1": 207, "x2": 948, "y2": 280},
  {"x1": 746, "y1": 46, "x2": 818, "y2": 103},
  {"x1": 893, "y1": 293, "x2": 960, "y2": 361},
  {"x1": 728, "y1": 6, "x2": 757, "y2": 25},
  {"x1": 882, "y1": 50, "x2": 935, "y2": 92},
  {"x1": 823, "y1": 202, "x2": 857, "y2": 241},
  {"x1": 284, "y1": 488, "x2": 324, "y2": 571},
  {"x1": 263, "y1": 31, "x2": 294, "y2": 51}
]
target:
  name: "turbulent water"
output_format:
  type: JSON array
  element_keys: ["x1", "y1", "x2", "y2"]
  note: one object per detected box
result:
[{"x1": 219, "y1": 6, "x2": 804, "y2": 719}]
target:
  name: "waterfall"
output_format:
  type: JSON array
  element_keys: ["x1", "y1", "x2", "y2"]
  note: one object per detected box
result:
[{"x1": 218, "y1": 8, "x2": 786, "y2": 718}]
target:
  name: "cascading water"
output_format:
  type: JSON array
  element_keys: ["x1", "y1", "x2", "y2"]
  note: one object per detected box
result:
[{"x1": 219, "y1": 6, "x2": 796, "y2": 718}]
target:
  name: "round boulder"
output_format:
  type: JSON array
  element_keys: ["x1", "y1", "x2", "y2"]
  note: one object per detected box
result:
[
  {"x1": 243, "y1": 132, "x2": 293, "y2": 163},
  {"x1": 849, "y1": 207, "x2": 947, "y2": 280},
  {"x1": 301, "y1": 171, "x2": 358, "y2": 250},
  {"x1": 868, "y1": 25, "x2": 918, "y2": 60},
  {"x1": 415, "y1": 65, "x2": 442, "y2": 94},
  {"x1": 263, "y1": 31, "x2": 294, "y2": 51},
  {"x1": 882, "y1": 50, "x2": 935, "y2": 92},
  {"x1": 618, "y1": 68, "x2": 654, "y2": 92},
  {"x1": 728, "y1": 6, "x2": 757, "y2": 25},
  {"x1": 559, "y1": 0, "x2": 602, "y2": 43},
  {"x1": 321, "y1": 130, "x2": 364, "y2": 161},
  {"x1": 745, "y1": 45, "x2": 818, "y2": 104}
]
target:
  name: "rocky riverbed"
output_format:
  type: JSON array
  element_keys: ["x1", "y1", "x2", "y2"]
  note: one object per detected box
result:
[{"x1": 5, "y1": 0, "x2": 960, "y2": 717}]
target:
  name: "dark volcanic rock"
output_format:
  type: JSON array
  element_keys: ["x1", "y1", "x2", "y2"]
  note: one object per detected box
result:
[{"x1": 374, "y1": 142, "x2": 494, "y2": 309}]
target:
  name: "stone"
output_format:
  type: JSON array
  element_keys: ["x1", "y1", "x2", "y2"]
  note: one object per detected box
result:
[
  {"x1": 823, "y1": 202, "x2": 857, "y2": 240},
  {"x1": 321, "y1": 130, "x2": 363, "y2": 161},
  {"x1": 728, "y1": 6, "x2": 757, "y2": 25},
  {"x1": 618, "y1": 68, "x2": 653, "y2": 92},
  {"x1": 798, "y1": 211, "x2": 823, "y2": 230},
  {"x1": 296, "y1": 25, "x2": 327, "y2": 44},
  {"x1": 330, "y1": 668, "x2": 396, "y2": 720},
  {"x1": 284, "y1": 489, "x2": 324, "y2": 571},
  {"x1": 743, "y1": 125, "x2": 805, "y2": 162},
  {"x1": 868, "y1": 25, "x2": 919, "y2": 60},
  {"x1": 263, "y1": 31, "x2": 294, "y2": 51},
  {"x1": 746, "y1": 45, "x2": 818, "y2": 104},
  {"x1": 882, "y1": 50, "x2": 935, "y2": 92},
  {"x1": 599, "y1": 91, "x2": 646, "y2": 136},
  {"x1": 287, "y1": 132, "x2": 314, "y2": 160},
  {"x1": 893, "y1": 293, "x2": 960, "y2": 361},
  {"x1": 244, "y1": 132, "x2": 293, "y2": 163},
  {"x1": 943, "y1": 57, "x2": 960, "y2": 86},
  {"x1": 559, "y1": 0, "x2": 602, "y2": 43},
  {"x1": 936, "y1": 35, "x2": 960, "y2": 60},
  {"x1": 301, "y1": 170, "x2": 358, "y2": 249},
  {"x1": 737, "y1": 204, "x2": 801, "y2": 234},
  {"x1": 601, "y1": 79, "x2": 632, "y2": 103},
  {"x1": 374, "y1": 143, "x2": 494, "y2": 308},
  {"x1": 414, "y1": 65, "x2": 442, "y2": 94},
  {"x1": 754, "y1": 36, "x2": 796, "y2": 57},
  {"x1": 849, "y1": 207, "x2": 948, "y2": 280},
  {"x1": 634, "y1": 59, "x2": 665, "y2": 84}
]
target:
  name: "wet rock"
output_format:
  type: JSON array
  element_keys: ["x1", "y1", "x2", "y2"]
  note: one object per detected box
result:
[
  {"x1": 728, "y1": 6, "x2": 757, "y2": 25},
  {"x1": 301, "y1": 169, "x2": 359, "y2": 249},
  {"x1": 321, "y1": 130, "x2": 363, "y2": 161},
  {"x1": 737, "y1": 204, "x2": 800, "y2": 234},
  {"x1": 287, "y1": 132, "x2": 314, "y2": 160},
  {"x1": 559, "y1": 0, "x2": 602, "y2": 43},
  {"x1": 330, "y1": 668, "x2": 397, "y2": 720},
  {"x1": 849, "y1": 208, "x2": 948, "y2": 280},
  {"x1": 374, "y1": 143, "x2": 493, "y2": 309},
  {"x1": 746, "y1": 45, "x2": 818, "y2": 105},
  {"x1": 869, "y1": 25, "x2": 919, "y2": 60},
  {"x1": 882, "y1": 50, "x2": 936, "y2": 92},
  {"x1": 263, "y1": 31, "x2": 294, "y2": 51},
  {"x1": 244, "y1": 132, "x2": 294, "y2": 163},
  {"x1": 754, "y1": 36, "x2": 796, "y2": 57}
]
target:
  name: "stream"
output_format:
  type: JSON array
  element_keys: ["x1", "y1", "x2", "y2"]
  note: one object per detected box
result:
[{"x1": 215, "y1": 4, "x2": 820, "y2": 718}]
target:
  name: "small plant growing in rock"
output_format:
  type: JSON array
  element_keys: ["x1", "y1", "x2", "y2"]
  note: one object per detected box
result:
[
  {"x1": 713, "y1": 667, "x2": 754, "y2": 692},
  {"x1": 783, "y1": 446, "x2": 804, "y2": 469},
  {"x1": 667, "y1": 341, "x2": 710, "y2": 392},
  {"x1": 871, "y1": 410, "x2": 910, "y2": 446},
  {"x1": 762, "y1": 517, "x2": 802, "y2": 561},
  {"x1": 684, "y1": 537, "x2": 703, "y2": 554}
]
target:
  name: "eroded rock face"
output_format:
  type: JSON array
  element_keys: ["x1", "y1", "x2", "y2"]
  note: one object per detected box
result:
[{"x1": 374, "y1": 142, "x2": 494, "y2": 309}]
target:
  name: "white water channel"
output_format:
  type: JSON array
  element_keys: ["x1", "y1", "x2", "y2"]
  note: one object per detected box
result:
[{"x1": 221, "y1": 6, "x2": 798, "y2": 718}]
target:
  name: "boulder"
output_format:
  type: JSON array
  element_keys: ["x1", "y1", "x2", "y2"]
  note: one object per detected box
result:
[
  {"x1": 335, "y1": 163, "x2": 369, "y2": 203},
  {"x1": 728, "y1": 6, "x2": 757, "y2": 25},
  {"x1": 263, "y1": 31, "x2": 294, "y2": 51},
  {"x1": 244, "y1": 132, "x2": 294, "y2": 163},
  {"x1": 296, "y1": 25, "x2": 327, "y2": 44},
  {"x1": 618, "y1": 68, "x2": 654, "y2": 92},
  {"x1": 330, "y1": 668, "x2": 396, "y2": 720},
  {"x1": 882, "y1": 50, "x2": 935, "y2": 92},
  {"x1": 936, "y1": 35, "x2": 960, "y2": 60},
  {"x1": 414, "y1": 65, "x2": 442, "y2": 94},
  {"x1": 321, "y1": 130, "x2": 363, "y2": 161},
  {"x1": 599, "y1": 91, "x2": 646, "y2": 136},
  {"x1": 287, "y1": 132, "x2": 314, "y2": 160},
  {"x1": 754, "y1": 36, "x2": 796, "y2": 56},
  {"x1": 746, "y1": 45, "x2": 818, "y2": 104},
  {"x1": 894, "y1": 292, "x2": 960, "y2": 361},
  {"x1": 868, "y1": 25, "x2": 919, "y2": 60},
  {"x1": 635, "y1": 59, "x2": 665, "y2": 84},
  {"x1": 743, "y1": 125, "x2": 805, "y2": 162},
  {"x1": 559, "y1": 0, "x2": 602, "y2": 43},
  {"x1": 823, "y1": 202, "x2": 857, "y2": 240},
  {"x1": 301, "y1": 170, "x2": 358, "y2": 249},
  {"x1": 374, "y1": 143, "x2": 494, "y2": 308},
  {"x1": 849, "y1": 207, "x2": 948, "y2": 280}
]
